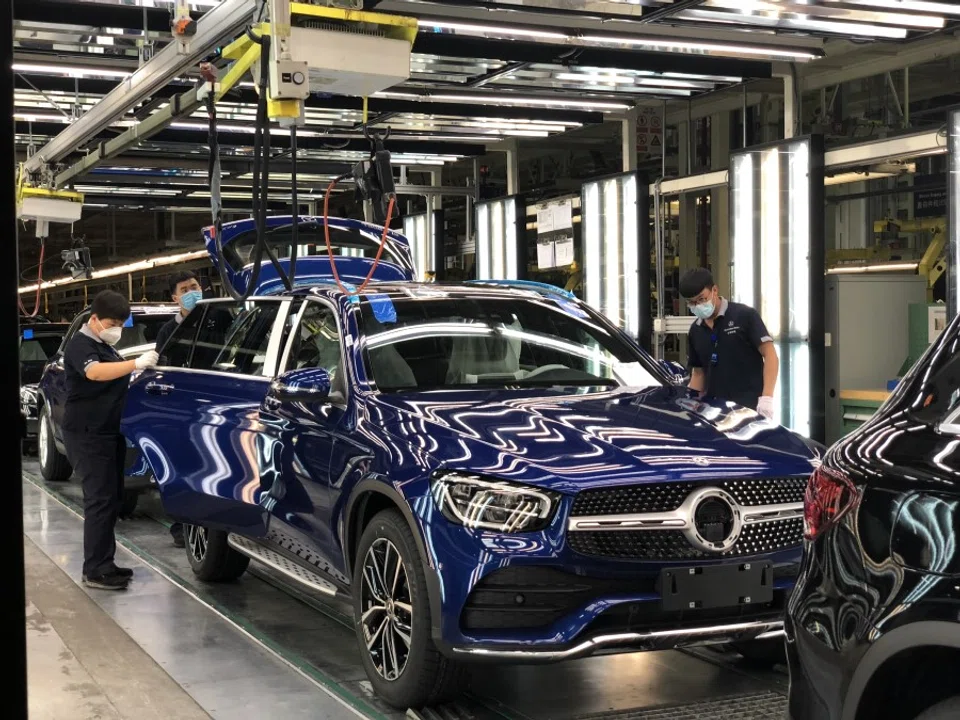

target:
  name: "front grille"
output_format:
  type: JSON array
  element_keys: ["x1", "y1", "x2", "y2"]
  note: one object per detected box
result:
[
  {"x1": 567, "y1": 517, "x2": 803, "y2": 561},
  {"x1": 461, "y1": 566, "x2": 656, "y2": 631},
  {"x1": 570, "y1": 477, "x2": 806, "y2": 517}
]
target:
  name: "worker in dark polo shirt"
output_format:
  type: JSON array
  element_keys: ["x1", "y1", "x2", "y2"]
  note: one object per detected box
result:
[
  {"x1": 62, "y1": 290, "x2": 158, "y2": 590},
  {"x1": 679, "y1": 268, "x2": 779, "y2": 420}
]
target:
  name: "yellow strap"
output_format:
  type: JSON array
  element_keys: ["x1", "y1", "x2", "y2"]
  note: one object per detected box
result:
[{"x1": 362, "y1": 96, "x2": 368, "y2": 125}]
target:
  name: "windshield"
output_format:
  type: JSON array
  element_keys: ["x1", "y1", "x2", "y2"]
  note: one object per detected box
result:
[
  {"x1": 225, "y1": 224, "x2": 410, "y2": 271},
  {"x1": 358, "y1": 292, "x2": 661, "y2": 392}
]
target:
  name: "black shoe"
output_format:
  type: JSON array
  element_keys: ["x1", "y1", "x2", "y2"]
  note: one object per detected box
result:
[
  {"x1": 82, "y1": 573, "x2": 129, "y2": 591},
  {"x1": 109, "y1": 566, "x2": 134, "y2": 578},
  {"x1": 171, "y1": 523, "x2": 185, "y2": 548}
]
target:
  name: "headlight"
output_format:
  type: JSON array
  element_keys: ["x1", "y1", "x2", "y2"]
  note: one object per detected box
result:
[{"x1": 431, "y1": 472, "x2": 560, "y2": 533}]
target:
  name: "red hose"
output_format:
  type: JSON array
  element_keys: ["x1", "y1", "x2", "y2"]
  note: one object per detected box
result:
[
  {"x1": 323, "y1": 177, "x2": 396, "y2": 296},
  {"x1": 19, "y1": 240, "x2": 44, "y2": 318}
]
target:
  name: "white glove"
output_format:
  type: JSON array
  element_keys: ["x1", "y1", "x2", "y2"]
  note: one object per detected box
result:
[
  {"x1": 135, "y1": 350, "x2": 159, "y2": 370},
  {"x1": 757, "y1": 396, "x2": 775, "y2": 420}
]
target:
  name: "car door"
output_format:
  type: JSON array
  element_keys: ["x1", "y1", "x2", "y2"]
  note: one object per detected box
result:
[
  {"x1": 123, "y1": 298, "x2": 292, "y2": 536},
  {"x1": 257, "y1": 297, "x2": 352, "y2": 581}
]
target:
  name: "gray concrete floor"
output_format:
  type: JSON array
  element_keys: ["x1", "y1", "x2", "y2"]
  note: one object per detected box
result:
[{"x1": 25, "y1": 536, "x2": 211, "y2": 720}]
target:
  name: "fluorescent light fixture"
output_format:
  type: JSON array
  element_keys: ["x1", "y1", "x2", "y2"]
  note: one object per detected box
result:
[
  {"x1": 421, "y1": 19, "x2": 567, "y2": 41},
  {"x1": 19, "y1": 250, "x2": 208, "y2": 294},
  {"x1": 702, "y1": 0, "x2": 945, "y2": 29},
  {"x1": 476, "y1": 197, "x2": 520, "y2": 280},
  {"x1": 582, "y1": 174, "x2": 641, "y2": 337},
  {"x1": 429, "y1": 93, "x2": 631, "y2": 111},
  {"x1": 403, "y1": 212, "x2": 433, "y2": 281},
  {"x1": 12, "y1": 62, "x2": 131, "y2": 79},
  {"x1": 730, "y1": 138, "x2": 817, "y2": 435},
  {"x1": 579, "y1": 35, "x2": 820, "y2": 61},
  {"x1": 685, "y1": 8, "x2": 911, "y2": 38},
  {"x1": 950, "y1": 109, "x2": 960, "y2": 319},
  {"x1": 838, "y1": 1, "x2": 960, "y2": 17},
  {"x1": 825, "y1": 262, "x2": 920, "y2": 274}
]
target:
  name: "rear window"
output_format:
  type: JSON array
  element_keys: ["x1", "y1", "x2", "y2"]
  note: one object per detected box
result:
[
  {"x1": 19, "y1": 336, "x2": 62, "y2": 362},
  {"x1": 225, "y1": 223, "x2": 410, "y2": 271}
]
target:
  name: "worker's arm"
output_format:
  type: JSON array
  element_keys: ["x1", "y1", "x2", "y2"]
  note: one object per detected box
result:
[
  {"x1": 689, "y1": 367, "x2": 706, "y2": 393},
  {"x1": 85, "y1": 359, "x2": 138, "y2": 382},
  {"x1": 759, "y1": 341, "x2": 779, "y2": 397}
]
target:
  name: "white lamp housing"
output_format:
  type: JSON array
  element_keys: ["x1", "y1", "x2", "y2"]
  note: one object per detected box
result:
[{"x1": 476, "y1": 197, "x2": 520, "y2": 280}]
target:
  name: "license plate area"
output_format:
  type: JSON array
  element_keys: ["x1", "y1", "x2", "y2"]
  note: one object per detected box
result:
[{"x1": 659, "y1": 562, "x2": 773, "y2": 612}]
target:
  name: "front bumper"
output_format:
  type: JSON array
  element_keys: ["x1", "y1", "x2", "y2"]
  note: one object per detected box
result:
[{"x1": 451, "y1": 619, "x2": 784, "y2": 662}]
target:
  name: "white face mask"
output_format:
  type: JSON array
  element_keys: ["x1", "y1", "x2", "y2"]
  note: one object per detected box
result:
[{"x1": 97, "y1": 319, "x2": 123, "y2": 346}]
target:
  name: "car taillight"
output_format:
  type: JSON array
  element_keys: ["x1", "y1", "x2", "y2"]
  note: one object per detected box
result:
[{"x1": 803, "y1": 466, "x2": 859, "y2": 541}]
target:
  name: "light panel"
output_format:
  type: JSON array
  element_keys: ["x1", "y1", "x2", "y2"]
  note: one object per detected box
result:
[
  {"x1": 729, "y1": 138, "x2": 819, "y2": 436},
  {"x1": 582, "y1": 173, "x2": 642, "y2": 338},
  {"x1": 403, "y1": 212, "x2": 433, "y2": 281},
  {"x1": 476, "y1": 197, "x2": 521, "y2": 280}
]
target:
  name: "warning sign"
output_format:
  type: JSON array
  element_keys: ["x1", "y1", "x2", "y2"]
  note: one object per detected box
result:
[{"x1": 636, "y1": 106, "x2": 664, "y2": 163}]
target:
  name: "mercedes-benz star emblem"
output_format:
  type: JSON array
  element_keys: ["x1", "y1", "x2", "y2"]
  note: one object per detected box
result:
[
  {"x1": 694, "y1": 497, "x2": 735, "y2": 544},
  {"x1": 686, "y1": 487, "x2": 743, "y2": 553}
]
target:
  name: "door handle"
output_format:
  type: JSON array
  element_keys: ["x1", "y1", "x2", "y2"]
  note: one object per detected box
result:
[{"x1": 145, "y1": 382, "x2": 174, "y2": 395}]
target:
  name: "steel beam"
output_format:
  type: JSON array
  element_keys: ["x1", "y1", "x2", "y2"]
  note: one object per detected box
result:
[{"x1": 22, "y1": 0, "x2": 257, "y2": 177}]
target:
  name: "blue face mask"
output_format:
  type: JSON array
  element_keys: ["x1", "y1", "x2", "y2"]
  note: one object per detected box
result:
[
  {"x1": 691, "y1": 300, "x2": 715, "y2": 320},
  {"x1": 180, "y1": 290, "x2": 203, "y2": 311}
]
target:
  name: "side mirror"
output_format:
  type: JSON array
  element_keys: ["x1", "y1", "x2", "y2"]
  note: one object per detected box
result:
[
  {"x1": 271, "y1": 368, "x2": 332, "y2": 401},
  {"x1": 660, "y1": 360, "x2": 689, "y2": 385}
]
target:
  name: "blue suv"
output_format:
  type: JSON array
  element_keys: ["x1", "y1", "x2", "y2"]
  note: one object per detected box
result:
[{"x1": 122, "y1": 270, "x2": 821, "y2": 708}]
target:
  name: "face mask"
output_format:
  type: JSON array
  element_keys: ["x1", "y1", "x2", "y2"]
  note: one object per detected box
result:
[
  {"x1": 180, "y1": 290, "x2": 203, "y2": 311},
  {"x1": 97, "y1": 320, "x2": 122, "y2": 346},
  {"x1": 691, "y1": 301, "x2": 715, "y2": 320}
]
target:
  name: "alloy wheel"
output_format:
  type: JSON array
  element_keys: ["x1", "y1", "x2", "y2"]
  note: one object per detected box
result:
[
  {"x1": 360, "y1": 538, "x2": 413, "y2": 681},
  {"x1": 187, "y1": 525, "x2": 208, "y2": 563},
  {"x1": 38, "y1": 413, "x2": 49, "y2": 467}
]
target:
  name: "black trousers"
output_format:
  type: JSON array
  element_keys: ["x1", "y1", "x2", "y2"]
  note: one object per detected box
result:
[{"x1": 62, "y1": 431, "x2": 125, "y2": 578}]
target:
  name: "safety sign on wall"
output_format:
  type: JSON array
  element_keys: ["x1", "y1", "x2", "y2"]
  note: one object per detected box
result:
[
  {"x1": 536, "y1": 199, "x2": 574, "y2": 269},
  {"x1": 636, "y1": 106, "x2": 664, "y2": 163}
]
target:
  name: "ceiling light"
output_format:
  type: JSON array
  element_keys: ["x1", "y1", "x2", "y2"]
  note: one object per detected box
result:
[
  {"x1": 12, "y1": 62, "x2": 131, "y2": 79},
  {"x1": 680, "y1": 9, "x2": 909, "y2": 38},
  {"x1": 430, "y1": 94, "x2": 631, "y2": 111},
  {"x1": 420, "y1": 19, "x2": 567, "y2": 41},
  {"x1": 830, "y1": 0, "x2": 960, "y2": 18},
  {"x1": 579, "y1": 35, "x2": 820, "y2": 61},
  {"x1": 704, "y1": 0, "x2": 945, "y2": 29},
  {"x1": 555, "y1": 72, "x2": 636, "y2": 85},
  {"x1": 826, "y1": 262, "x2": 919, "y2": 274},
  {"x1": 19, "y1": 250, "x2": 209, "y2": 294}
]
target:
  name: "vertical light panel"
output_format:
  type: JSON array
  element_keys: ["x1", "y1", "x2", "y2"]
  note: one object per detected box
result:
[
  {"x1": 949, "y1": 109, "x2": 960, "y2": 319},
  {"x1": 475, "y1": 197, "x2": 520, "y2": 280},
  {"x1": 584, "y1": 182, "x2": 602, "y2": 311},
  {"x1": 403, "y1": 213, "x2": 431, "y2": 280},
  {"x1": 729, "y1": 138, "x2": 816, "y2": 437},
  {"x1": 581, "y1": 173, "x2": 640, "y2": 337},
  {"x1": 731, "y1": 153, "x2": 755, "y2": 308},
  {"x1": 477, "y1": 204, "x2": 490, "y2": 279}
]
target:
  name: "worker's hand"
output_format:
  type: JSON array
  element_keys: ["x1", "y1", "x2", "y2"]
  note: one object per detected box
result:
[
  {"x1": 756, "y1": 396, "x2": 775, "y2": 420},
  {"x1": 135, "y1": 350, "x2": 159, "y2": 370}
]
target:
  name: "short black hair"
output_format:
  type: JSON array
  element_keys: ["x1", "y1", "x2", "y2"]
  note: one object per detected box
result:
[
  {"x1": 169, "y1": 270, "x2": 199, "y2": 295},
  {"x1": 91, "y1": 289, "x2": 130, "y2": 323},
  {"x1": 679, "y1": 268, "x2": 716, "y2": 299}
]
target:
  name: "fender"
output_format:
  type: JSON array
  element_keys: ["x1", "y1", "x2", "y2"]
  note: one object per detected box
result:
[
  {"x1": 841, "y1": 621, "x2": 960, "y2": 720},
  {"x1": 343, "y1": 476, "x2": 444, "y2": 644}
]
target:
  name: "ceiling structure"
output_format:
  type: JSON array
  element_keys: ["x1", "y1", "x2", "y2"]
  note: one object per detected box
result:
[{"x1": 14, "y1": 0, "x2": 960, "y2": 212}]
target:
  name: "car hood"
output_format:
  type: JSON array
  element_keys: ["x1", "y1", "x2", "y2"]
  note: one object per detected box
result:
[{"x1": 371, "y1": 385, "x2": 819, "y2": 493}]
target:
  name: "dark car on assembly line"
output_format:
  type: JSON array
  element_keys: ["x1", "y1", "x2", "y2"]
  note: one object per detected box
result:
[{"x1": 787, "y1": 309, "x2": 960, "y2": 720}]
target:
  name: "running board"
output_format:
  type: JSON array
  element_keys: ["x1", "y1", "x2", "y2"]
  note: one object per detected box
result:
[{"x1": 227, "y1": 534, "x2": 338, "y2": 597}]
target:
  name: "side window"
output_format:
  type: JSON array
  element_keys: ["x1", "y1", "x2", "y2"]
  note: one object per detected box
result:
[
  {"x1": 284, "y1": 302, "x2": 342, "y2": 382},
  {"x1": 209, "y1": 302, "x2": 282, "y2": 376},
  {"x1": 159, "y1": 310, "x2": 205, "y2": 368}
]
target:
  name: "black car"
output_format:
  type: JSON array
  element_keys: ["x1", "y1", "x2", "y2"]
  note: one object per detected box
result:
[
  {"x1": 20, "y1": 321, "x2": 70, "y2": 450},
  {"x1": 787, "y1": 309, "x2": 960, "y2": 720}
]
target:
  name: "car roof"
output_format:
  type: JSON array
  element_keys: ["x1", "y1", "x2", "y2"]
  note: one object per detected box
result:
[{"x1": 290, "y1": 280, "x2": 576, "y2": 303}]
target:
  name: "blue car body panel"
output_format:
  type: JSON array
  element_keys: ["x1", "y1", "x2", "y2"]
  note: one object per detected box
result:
[
  {"x1": 122, "y1": 284, "x2": 818, "y2": 655},
  {"x1": 204, "y1": 215, "x2": 416, "y2": 295}
]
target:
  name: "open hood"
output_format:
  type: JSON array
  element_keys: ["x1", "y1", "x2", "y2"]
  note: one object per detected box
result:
[{"x1": 203, "y1": 215, "x2": 416, "y2": 296}]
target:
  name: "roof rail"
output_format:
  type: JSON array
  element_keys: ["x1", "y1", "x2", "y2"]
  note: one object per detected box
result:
[{"x1": 464, "y1": 279, "x2": 576, "y2": 300}]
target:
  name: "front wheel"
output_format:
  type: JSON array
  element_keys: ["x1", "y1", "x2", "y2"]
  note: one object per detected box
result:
[
  {"x1": 353, "y1": 509, "x2": 467, "y2": 709},
  {"x1": 38, "y1": 408, "x2": 71, "y2": 482},
  {"x1": 184, "y1": 525, "x2": 249, "y2": 582}
]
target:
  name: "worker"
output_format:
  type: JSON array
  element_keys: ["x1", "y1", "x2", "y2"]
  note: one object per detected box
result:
[
  {"x1": 62, "y1": 289, "x2": 158, "y2": 590},
  {"x1": 679, "y1": 267, "x2": 779, "y2": 420},
  {"x1": 154, "y1": 269, "x2": 204, "y2": 549}
]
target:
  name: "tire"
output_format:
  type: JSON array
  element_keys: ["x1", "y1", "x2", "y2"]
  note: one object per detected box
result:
[
  {"x1": 119, "y1": 489, "x2": 139, "y2": 518},
  {"x1": 38, "y1": 408, "x2": 72, "y2": 482},
  {"x1": 914, "y1": 696, "x2": 960, "y2": 720},
  {"x1": 732, "y1": 637, "x2": 787, "y2": 667},
  {"x1": 353, "y1": 509, "x2": 467, "y2": 709},
  {"x1": 184, "y1": 525, "x2": 249, "y2": 582}
]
